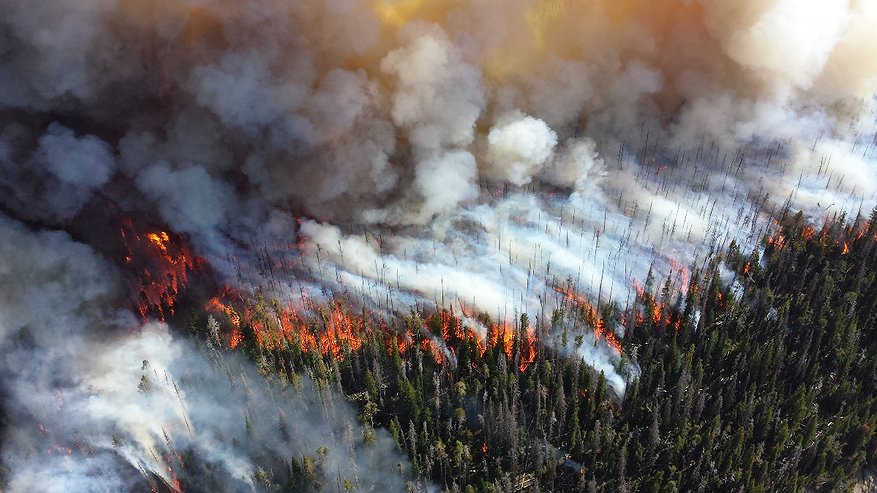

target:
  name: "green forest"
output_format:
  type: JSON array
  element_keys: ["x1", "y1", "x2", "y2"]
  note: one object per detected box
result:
[{"x1": 184, "y1": 208, "x2": 877, "y2": 493}]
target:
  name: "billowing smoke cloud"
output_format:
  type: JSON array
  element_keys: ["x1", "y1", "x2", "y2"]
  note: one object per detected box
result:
[
  {"x1": 38, "y1": 123, "x2": 116, "y2": 216},
  {"x1": 2, "y1": 0, "x2": 877, "y2": 486},
  {"x1": 0, "y1": 216, "x2": 120, "y2": 344},
  {"x1": 137, "y1": 161, "x2": 235, "y2": 238},
  {"x1": 485, "y1": 113, "x2": 558, "y2": 186}
]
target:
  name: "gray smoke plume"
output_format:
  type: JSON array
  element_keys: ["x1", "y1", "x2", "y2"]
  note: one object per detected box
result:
[{"x1": 2, "y1": 0, "x2": 877, "y2": 488}]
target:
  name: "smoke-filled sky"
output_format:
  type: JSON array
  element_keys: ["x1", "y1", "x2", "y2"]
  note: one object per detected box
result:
[{"x1": 2, "y1": 0, "x2": 877, "y2": 490}]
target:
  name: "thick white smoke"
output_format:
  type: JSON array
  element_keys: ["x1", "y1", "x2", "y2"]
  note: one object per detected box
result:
[
  {"x1": 2, "y1": 0, "x2": 877, "y2": 486},
  {"x1": 485, "y1": 113, "x2": 558, "y2": 186}
]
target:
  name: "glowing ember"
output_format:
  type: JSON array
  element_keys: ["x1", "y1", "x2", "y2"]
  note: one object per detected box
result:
[{"x1": 47, "y1": 445, "x2": 73, "y2": 455}]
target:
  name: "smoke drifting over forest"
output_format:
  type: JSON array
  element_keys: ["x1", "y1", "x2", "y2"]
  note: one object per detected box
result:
[{"x1": 1, "y1": 0, "x2": 877, "y2": 490}]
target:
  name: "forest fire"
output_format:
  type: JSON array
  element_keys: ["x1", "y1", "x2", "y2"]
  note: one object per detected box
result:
[
  {"x1": 171, "y1": 474, "x2": 183, "y2": 493},
  {"x1": 205, "y1": 293, "x2": 242, "y2": 328},
  {"x1": 228, "y1": 329, "x2": 243, "y2": 349},
  {"x1": 120, "y1": 220, "x2": 205, "y2": 321},
  {"x1": 47, "y1": 445, "x2": 73, "y2": 456},
  {"x1": 624, "y1": 278, "x2": 684, "y2": 333},
  {"x1": 767, "y1": 216, "x2": 877, "y2": 260},
  {"x1": 650, "y1": 302, "x2": 662, "y2": 326},
  {"x1": 847, "y1": 220, "x2": 871, "y2": 241},
  {"x1": 633, "y1": 279, "x2": 645, "y2": 299},
  {"x1": 204, "y1": 287, "x2": 547, "y2": 371},
  {"x1": 766, "y1": 232, "x2": 786, "y2": 250},
  {"x1": 320, "y1": 305, "x2": 366, "y2": 358},
  {"x1": 552, "y1": 285, "x2": 622, "y2": 355},
  {"x1": 421, "y1": 338, "x2": 445, "y2": 366},
  {"x1": 205, "y1": 290, "x2": 373, "y2": 359},
  {"x1": 146, "y1": 232, "x2": 171, "y2": 254},
  {"x1": 518, "y1": 326, "x2": 537, "y2": 372},
  {"x1": 453, "y1": 302, "x2": 539, "y2": 370},
  {"x1": 669, "y1": 257, "x2": 691, "y2": 296},
  {"x1": 488, "y1": 320, "x2": 515, "y2": 358},
  {"x1": 3, "y1": 0, "x2": 877, "y2": 489}
]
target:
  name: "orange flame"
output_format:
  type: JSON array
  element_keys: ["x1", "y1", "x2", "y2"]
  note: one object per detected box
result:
[
  {"x1": 488, "y1": 320, "x2": 516, "y2": 359},
  {"x1": 767, "y1": 232, "x2": 785, "y2": 250},
  {"x1": 172, "y1": 474, "x2": 184, "y2": 493},
  {"x1": 552, "y1": 285, "x2": 622, "y2": 355},
  {"x1": 421, "y1": 338, "x2": 445, "y2": 365},
  {"x1": 206, "y1": 288, "x2": 557, "y2": 374},
  {"x1": 229, "y1": 328, "x2": 243, "y2": 349},
  {"x1": 668, "y1": 256, "x2": 690, "y2": 295},
  {"x1": 651, "y1": 302, "x2": 662, "y2": 325},
  {"x1": 519, "y1": 326, "x2": 537, "y2": 372},
  {"x1": 206, "y1": 294, "x2": 242, "y2": 328},
  {"x1": 846, "y1": 221, "x2": 870, "y2": 241},
  {"x1": 632, "y1": 279, "x2": 645, "y2": 299},
  {"x1": 320, "y1": 305, "x2": 365, "y2": 359},
  {"x1": 121, "y1": 223, "x2": 203, "y2": 321},
  {"x1": 208, "y1": 290, "x2": 371, "y2": 359},
  {"x1": 146, "y1": 231, "x2": 171, "y2": 254},
  {"x1": 629, "y1": 277, "x2": 682, "y2": 332}
]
